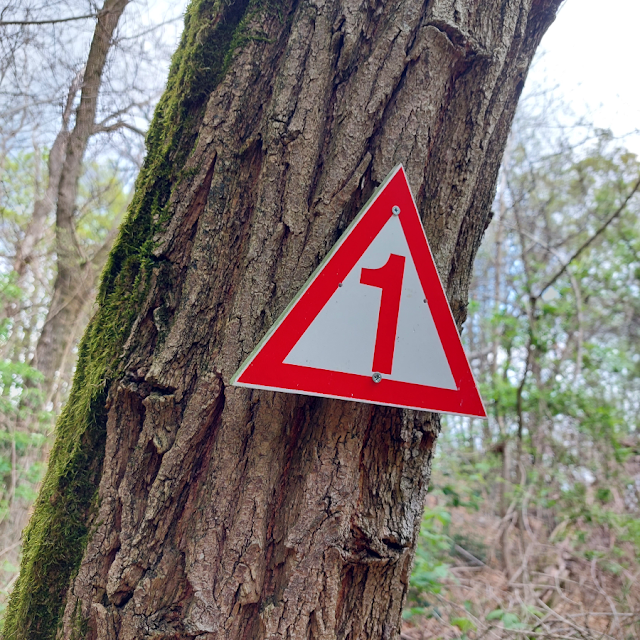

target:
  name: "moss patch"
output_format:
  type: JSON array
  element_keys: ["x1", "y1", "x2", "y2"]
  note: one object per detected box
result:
[{"x1": 1, "y1": 0, "x2": 265, "y2": 636}]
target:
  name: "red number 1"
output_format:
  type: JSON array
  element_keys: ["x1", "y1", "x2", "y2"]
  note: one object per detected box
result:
[{"x1": 360, "y1": 254, "x2": 406, "y2": 375}]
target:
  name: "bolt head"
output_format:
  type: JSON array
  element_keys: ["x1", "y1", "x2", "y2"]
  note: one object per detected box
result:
[
  {"x1": 392, "y1": 206, "x2": 401, "y2": 216},
  {"x1": 372, "y1": 372, "x2": 382, "y2": 383}
]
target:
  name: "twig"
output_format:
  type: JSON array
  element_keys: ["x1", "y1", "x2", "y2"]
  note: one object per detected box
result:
[
  {"x1": 553, "y1": 571, "x2": 580, "y2": 608},
  {"x1": 548, "y1": 520, "x2": 570, "y2": 543},
  {"x1": 508, "y1": 487, "x2": 537, "y2": 588},
  {"x1": 93, "y1": 120, "x2": 146, "y2": 137},
  {"x1": 538, "y1": 173, "x2": 640, "y2": 298},
  {"x1": 527, "y1": 573, "x2": 607, "y2": 597},
  {"x1": 434, "y1": 593, "x2": 502, "y2": 640},
  {"x1": 498, "y1": 627, "x2": 582, "y2": 638},
  {"x1": 453, "y1": 544, "x2": 485, "y2": 566},
  {"x1": 0, "y1": 13, "x2": 97, "y2": 25},
  {"x1": 1, "y1": 571, "x2": 19, "y2": 592},
  {"x1": 536, "y1": 596, "x2": 613, "y2": 639},
  {"x1": 591, "y1": 558, "x2": 621, "y2": 634},
  {"x1": 0, "y1": 541, "x2": 20, "y2": 559},
  {"x1": 564, "y1": 612, "x2": 637, "y2": 618}
]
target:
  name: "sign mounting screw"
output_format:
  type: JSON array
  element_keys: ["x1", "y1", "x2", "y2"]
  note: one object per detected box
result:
[
  {"x1": 392, "y1": 206, "x2": 401, "y2": 216},
  {"x1": 372, "y1": 372, "x2": 383, "y2": 383}
]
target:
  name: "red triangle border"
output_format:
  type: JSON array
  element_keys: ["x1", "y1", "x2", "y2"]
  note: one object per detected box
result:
[{"x1": 232, "y1": 166, "x2": 486, "y2": 418}]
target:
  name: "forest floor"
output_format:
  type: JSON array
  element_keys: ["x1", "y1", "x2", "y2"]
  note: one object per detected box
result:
[{"x1": 402, "y1": 476, "x2": 640, "y2": 640}]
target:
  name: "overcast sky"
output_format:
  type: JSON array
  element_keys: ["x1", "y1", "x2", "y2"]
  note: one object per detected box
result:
[{"x1": 527, "y1": 0, "x2": 640, "y2": 155}]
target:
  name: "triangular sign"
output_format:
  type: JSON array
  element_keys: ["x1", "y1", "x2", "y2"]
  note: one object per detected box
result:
[{"x1": 232, "y1": 165, "x2": 486, "y2": 417}]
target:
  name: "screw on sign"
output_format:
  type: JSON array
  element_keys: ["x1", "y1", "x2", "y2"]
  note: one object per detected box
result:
[{"x1": 232, "y1": 165, "x2": 486, "y2": 418}]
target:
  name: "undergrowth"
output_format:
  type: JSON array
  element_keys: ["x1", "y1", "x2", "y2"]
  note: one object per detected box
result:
[{"x1": 405, "y1": 448, "x2": 640, "y2": 640}]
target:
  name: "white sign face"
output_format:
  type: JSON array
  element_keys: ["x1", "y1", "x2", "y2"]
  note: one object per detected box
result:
[
  {"x1": 283, "y1": 214, "x2": 457, "y2": 389},
  {"x1": 232, "y1": 165, "x2": 486, "y2": 417}
]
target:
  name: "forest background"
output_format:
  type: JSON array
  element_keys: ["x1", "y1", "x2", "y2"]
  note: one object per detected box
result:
[{"x1": 0, "y1": 0, "x2": 639, "y2": 638}]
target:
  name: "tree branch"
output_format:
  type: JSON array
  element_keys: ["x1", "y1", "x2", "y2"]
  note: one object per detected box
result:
[
  {"x1": 538, "y1": 173, "x2": 640, "y2": 298},
  {"x1": 114, "y1": 15, "x2": 184, "y2": 42},
  {"x1": 0, "y1": 14, "x2": 97, "y2": 26},
  {"x1": 93, "y1": 120, "x2": 146, "y2": 137}
]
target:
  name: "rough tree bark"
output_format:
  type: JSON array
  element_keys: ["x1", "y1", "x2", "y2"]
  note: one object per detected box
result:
[{"x1": 4, "y1": 0, "x2": 561, "y2": 637}]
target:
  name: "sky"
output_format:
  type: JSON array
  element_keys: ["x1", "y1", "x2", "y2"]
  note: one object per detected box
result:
[{"x1": 527, "y1": 0, "x2": 640, "y2": 155}]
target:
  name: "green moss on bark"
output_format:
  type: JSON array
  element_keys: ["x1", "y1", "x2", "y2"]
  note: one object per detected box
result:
[{"x1": 2, "y1": 0, "x2": 259, "y2": 636}]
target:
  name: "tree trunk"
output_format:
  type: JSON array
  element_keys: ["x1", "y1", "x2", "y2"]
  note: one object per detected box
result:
[
  {"x1": 30, "y1": 0, "x2": 128, "y2": 402},
  {"x1": 4, "y1": 0, "x2": 561, "y2": 637},
  {"x1": 10, "y1": 74, "x2": 82, "y2": 282}
]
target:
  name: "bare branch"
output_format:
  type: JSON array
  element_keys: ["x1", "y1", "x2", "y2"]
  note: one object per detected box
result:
[
  {"x1": 93, "y1": 120, "x2": 145, "y2": 137},
  {"x1": 453, "y1": 544, "x2": 485, "y2": 566},
  {"x1": 113, "y1": 15, "x2": 184, "y2": 42},
  {"x1": 538, "y1": 173, "x2": 640, "y2": 298},
  {"x1": 0, "y1": 14, "x2": 97, "y2": 26}
]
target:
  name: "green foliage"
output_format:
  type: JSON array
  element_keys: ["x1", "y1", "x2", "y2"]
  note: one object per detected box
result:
[
  {"x1": 0, "y1": 278, "x2": 49, "y2": 473},
  {"x1": 406, "y1": 504, "x2": 452, "y2": 617},
  {"x1": 485, "y1": 609, "x2": 504, "y2": 621},
  {"x1": 0, "y1": 152, "x2": 131, "y2": 633},
  {"x1": 0, "y1": 278, "x2": 52, "y2": 634},
  {"x1": 408, "y1": 119, "x2": 640, "y2": 638},
  {"x1": 618, "y1": 517, "x2": 640, "y2": 558},
  {"x1": 450, "y1": 616, "x2": 476, "y2": 633},
  {"x1": 0, "y1": 152, "x2": 38, "y2": 230},
  {"x1": 485, "y1": 610, "x2": 526, "y2": 630}
]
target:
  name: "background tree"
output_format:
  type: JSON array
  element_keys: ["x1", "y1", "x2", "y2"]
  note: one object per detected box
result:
[
  {"x1": 0, "y1": 0, "x2": 182, "y2": 612},
  {"x1": 4, "y1": 0, "x2": 562, "y2": 638}
]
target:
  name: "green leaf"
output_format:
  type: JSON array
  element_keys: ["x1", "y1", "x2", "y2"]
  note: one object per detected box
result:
[
  {"x1": 485, "y1": 609, "x2": 504, "y2": 621},
  {"x1": 451, "y1": 617, "x2": 476, "y2": 633},
  {"x1": 501, "y1": 613, "x2": 521, "y2": 629}
]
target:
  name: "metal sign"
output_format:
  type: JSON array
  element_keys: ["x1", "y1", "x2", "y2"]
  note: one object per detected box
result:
[{"x1": 232, "y1": 165, "x2": 486, "y2": 417}]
